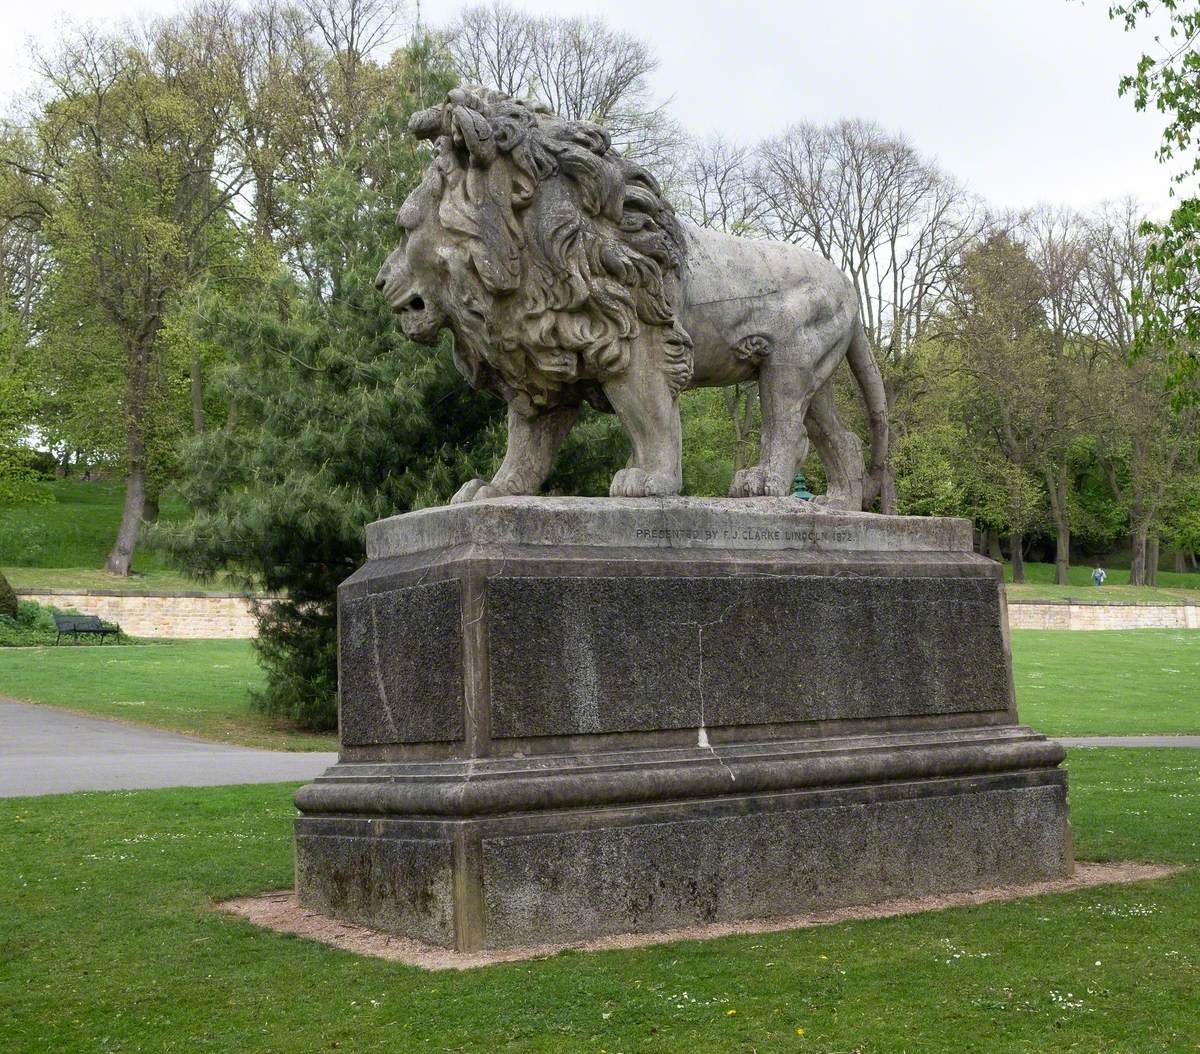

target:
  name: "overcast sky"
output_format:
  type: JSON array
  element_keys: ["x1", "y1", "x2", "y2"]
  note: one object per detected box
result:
[{"x1": 0, "y1": 0, "x2": 1177, "y2": 216}]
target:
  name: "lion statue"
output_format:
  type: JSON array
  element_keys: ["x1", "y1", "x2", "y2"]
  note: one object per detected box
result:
[{"x1": 376, "y1": 86, "x2": 889, "y2": 508}]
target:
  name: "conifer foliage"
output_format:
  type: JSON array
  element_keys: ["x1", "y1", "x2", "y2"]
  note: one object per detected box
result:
[{"x1": 166, "y1": 45, "x2": 505, "y2": 729}]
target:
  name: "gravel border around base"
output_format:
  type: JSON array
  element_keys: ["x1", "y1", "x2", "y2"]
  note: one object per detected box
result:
[{"x1": 217, "y1": 861, "x2": 1180, "y2": 971}]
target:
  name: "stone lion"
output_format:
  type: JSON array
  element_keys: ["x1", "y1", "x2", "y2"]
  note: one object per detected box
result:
[{"x1": 376, "y1": 87, "x2": 889, "y2": 508}]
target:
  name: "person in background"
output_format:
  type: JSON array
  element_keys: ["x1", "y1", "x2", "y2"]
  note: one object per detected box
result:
[{"x1": 1092, "y1": 566, "x2": 1107, "y2": 587}]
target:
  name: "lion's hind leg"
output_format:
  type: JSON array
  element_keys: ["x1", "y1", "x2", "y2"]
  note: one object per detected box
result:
[
  {"x1": 804, "y1": 381, "x2": 865, "y2": 511},
  {"x1": 729, "y1": 359, "x2": 815, "y2": 498}
]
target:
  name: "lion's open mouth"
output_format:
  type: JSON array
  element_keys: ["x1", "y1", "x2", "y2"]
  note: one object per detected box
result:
[
  {"x1": 398, "y1": 302, "x2": 445, "y2": 345},
  {"x1": 392, "y1": 294, "x2": 425, "y2": 314}
]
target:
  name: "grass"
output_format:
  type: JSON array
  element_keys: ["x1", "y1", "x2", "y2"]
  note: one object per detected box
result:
[
  {"x1": 3, "y1": 565, "x2": 247, "y2": 594},
  {"x1": 0, "y1": 640, "x2": 335, "y2": 751},
  {"x1": 0, "y1": 479, "x2": 250, "y2": 593},
  {"x1": 1012, "y1": 629, "x2": 1200, "y2": 737},
  {"x1": 1004, "y1": 560, "x2": 1200, "y2": 604},
  {"x1": 0, "y1": 479, "x2": 183, "y2": 571},
  {"x1": 2, "y1": 630, "x2": 1197, "y2": 750},
  {"x1": 0, "y1": 749, "x2": 1195, "y2": 1052},
  {"x1": 7, "y1": 481, "x2": 1200, "y2": 606}
]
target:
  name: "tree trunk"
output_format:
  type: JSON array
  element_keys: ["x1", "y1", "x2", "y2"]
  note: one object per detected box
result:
[
  {"x1": 106, "y1": 341, "x2": 151, "y2": 577},
  {"x1": 190, "y1": 351, "x2": 206, "y2": 433},
  {"x1": 1175, "y1": 550, "x2": 1188, "y2": 574},
  {"x1": 985, "y1": 528, "x2": 1003, "y2": 562},
  {"x1": 1129, "y1": 526, "x2": 1148, "y2": 587},
  {"x1": 1010, "y1": 531, "x2": 1026, "y2": 584},
  {"x1": 1043, "y1": 467, "x2": 1071, "y2": 586},
  {"x1": 723, "y1": 384, "x2": 757, "y2": 474},
  {"x1": 1147, "y1": 536, "x2": 1159, "y2": 587},
  {"x1": 1054, "y1": 522, "x2": 1070, "y2": 586},
  {"x1": 106, "y1": 463, "x2": 147, "y2": 576}
]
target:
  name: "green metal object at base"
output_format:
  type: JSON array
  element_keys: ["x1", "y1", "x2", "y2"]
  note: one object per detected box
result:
[{"x1": 792, "y1": 472, "x2": 814, "y2": 500}]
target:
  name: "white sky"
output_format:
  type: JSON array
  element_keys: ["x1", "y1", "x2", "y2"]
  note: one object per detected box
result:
[{"x1": 0, "y1": 0, "x2": 1178, "y2": 216}]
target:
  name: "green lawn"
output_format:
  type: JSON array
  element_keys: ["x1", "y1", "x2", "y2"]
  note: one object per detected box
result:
[
  {"x1": 0, "y1": 749, "x2": 1195, "y2": 1053},
  {"x1": 0, "y1": 479, "x2": 183, "y2": 571},
  {"x1": 0, "y1": 479, "x2": 248, "y2": 593},
  {"x1": 0, "y1": 640, "x2": 335, "y2": 751},
  {"x1": 1013, "y1": 629, "x2": 1200, "y2": 737},
  {"x1": 1005, "y1": 560, "x2": 1200, "y2": 604},
  {"x1": 3, "y1": 565, "x2": 247, "y2": 594},
  {"x1": 2, "y1": 631, "x2": 1198, "y2": 750}
]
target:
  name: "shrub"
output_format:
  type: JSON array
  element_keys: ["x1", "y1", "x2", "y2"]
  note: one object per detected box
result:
[
  {"x1": 0, "y1": 570, "x2": 16, "y2": 618},
  {"x1": 0, "y1": 598, "x2": 129, "y2": 647}
]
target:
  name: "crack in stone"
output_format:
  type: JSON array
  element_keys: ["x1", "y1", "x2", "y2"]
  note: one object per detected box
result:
[
  {"x1": 368, "y1": 599, "x2": 401, "y2": 740},
  {"x1": 678, "y1": 602, "x2": 739, "y2": 783}
]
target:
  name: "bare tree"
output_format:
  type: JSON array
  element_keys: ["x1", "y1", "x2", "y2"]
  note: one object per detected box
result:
[
  {"x1": 443, "y1": 3, "x2": 681, "y2": 166},
  {"x1": 675, "y1": 136, "x2": 765, "y2": 236},
  {"x1": 295, "y1": 0, "x2": 403, "y2": 161},
  {"x1": 756, "y1": 120, "x2": 976, "y2": 355},
  {"x1": 444, "y1": 1, "x2": 535, "y2": 99},
  {"x1": 754, "y1": 119, "x2": 979, "y2": 508}
]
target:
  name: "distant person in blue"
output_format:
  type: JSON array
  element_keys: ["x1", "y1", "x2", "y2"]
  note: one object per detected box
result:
[{"x1": 1092, "y1": 566, "x2": 1107, "y2": 587}]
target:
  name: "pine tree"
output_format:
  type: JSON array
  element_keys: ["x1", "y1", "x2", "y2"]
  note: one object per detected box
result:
[{"x1": 165, "y1": 43, "x2": 498, "y2": 728}]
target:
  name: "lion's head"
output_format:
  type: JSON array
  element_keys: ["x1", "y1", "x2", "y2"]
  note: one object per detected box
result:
[{"x1": 375, "y1": 86, "x2": 692, "y2": 416}]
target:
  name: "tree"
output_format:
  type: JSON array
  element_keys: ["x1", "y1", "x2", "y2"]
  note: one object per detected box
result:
[
  {"x1": 1109, "y1": 2, "x2": 1200, "y2": 385},
  {"x1": 675, "y1": 137, "x2": 765, "y2": 236},
  {"x1": 164, "y1": 37, "x2": 502, "y2": 729},
  {"x1": 1083, "y1": 199, "x2": 1200, "y2": 584},
  {"x1": 0, "y1": 125, "x2": 50, "y2": 330},
  {"x1": 754, "y1": 119, "x2": 979, "y2": 509},
  {"x1": 444, "y1": 2, "x2": 682, "y2": 169},
  {"x1": 944, "y1": 230, "x2": 1083, "y2": 583},
  {"x1": 0, "y1": 300, "x2": 47, "y2": 507},
  {"x1": 0, "y1": 570, "x2": 16, "y2": 619},
  {"x1": 1024, "y1": 207, "x2": 1094, "y2": 584},
  {"x1": 10, "y1": 16, "x2": 250, "y2": 574}
]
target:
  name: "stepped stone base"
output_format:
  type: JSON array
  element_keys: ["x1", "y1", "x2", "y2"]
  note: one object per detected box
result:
[{"x1": 293, "y1": 497, "x2": 1072, "y2": 951}]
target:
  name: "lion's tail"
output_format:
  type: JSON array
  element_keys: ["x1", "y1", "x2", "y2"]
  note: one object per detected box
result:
[{"x1": 846, "y1": 326, "x2": 889, "y2": 509}]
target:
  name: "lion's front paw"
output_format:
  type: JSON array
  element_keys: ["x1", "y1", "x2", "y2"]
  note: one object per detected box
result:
[
  {"x1": 450, "y1": 478, "x2": 500, "y2": 504},
  {"x1": 728, "y1": 467, "x2": 789, "y2": 497},
  {"x1": 609, "y1": 468, "x2": 679, "y2": 497}
]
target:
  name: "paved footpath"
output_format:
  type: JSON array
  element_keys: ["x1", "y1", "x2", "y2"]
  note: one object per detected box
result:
[
  {"x1": 1057, "y1": 735, "x2": 1200, "y2": 748},
  {"x1": 0, "y1": 699, "x2": 337, "y2": 798},
  {"x1": 3, "y1": 698, "x2": 1197, "y2": 798}
]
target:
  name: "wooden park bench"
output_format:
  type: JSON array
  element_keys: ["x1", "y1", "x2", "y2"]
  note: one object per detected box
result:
[{"x1": 53, "y1": 612, "x2": 121, "y2": 645}]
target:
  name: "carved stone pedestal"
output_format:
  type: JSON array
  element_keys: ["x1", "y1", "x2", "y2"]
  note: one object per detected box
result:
[{"x1": 293, "y1": 498, "x2": 1072, "y2": 951}]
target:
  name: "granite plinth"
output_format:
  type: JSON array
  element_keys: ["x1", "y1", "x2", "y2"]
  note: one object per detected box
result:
[{"x1": 294, "y1": 497, "x2": 1072, "y2": 950}]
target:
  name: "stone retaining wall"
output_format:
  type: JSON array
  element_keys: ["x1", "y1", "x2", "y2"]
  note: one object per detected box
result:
[
  {"x1": 16, "y1": 590, "x2": 1200, "y2": 638},
  {"x1": 17, "y1": 589, "x2": 268, "y2": 639},
  {"x1": 1007, "y1": 600, "x2": 1200, "y2": 631}
]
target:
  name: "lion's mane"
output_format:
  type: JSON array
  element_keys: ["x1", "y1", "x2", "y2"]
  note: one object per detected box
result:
[{"x1": 406, "y1": 86, "x2": 693, "y2": 415}]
